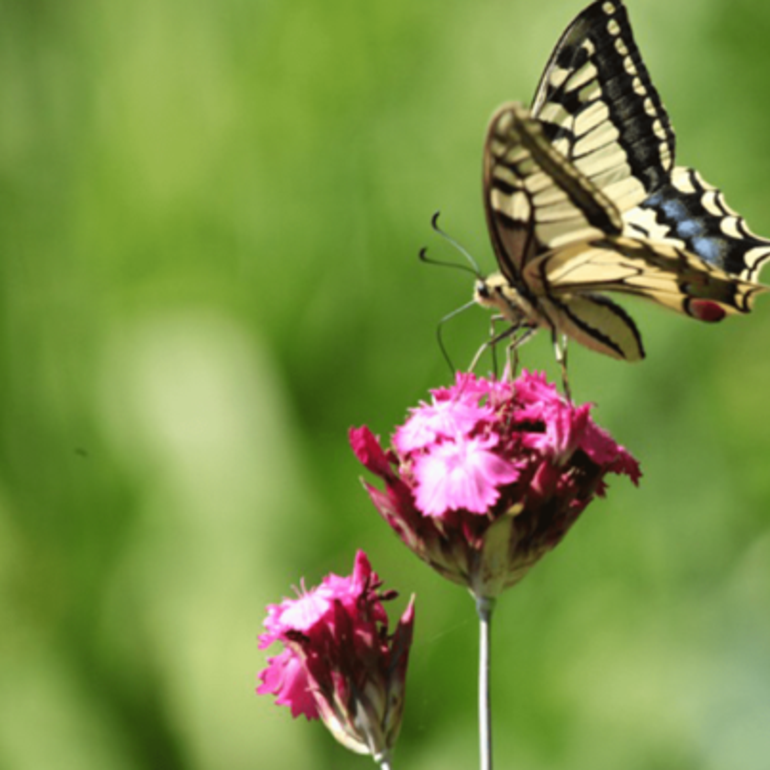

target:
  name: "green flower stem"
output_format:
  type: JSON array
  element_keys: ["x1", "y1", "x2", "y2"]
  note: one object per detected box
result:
[
  {"x1": 376, "y1": 749, "x2": 392, "y2": 770},
  {"x1": 476, "y1": 595, "x2": 496, "y2": 770}
]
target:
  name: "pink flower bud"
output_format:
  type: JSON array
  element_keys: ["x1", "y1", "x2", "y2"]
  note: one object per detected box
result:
[{"x1": 257, "y1": 551, "x2": 414, "y2": 762}]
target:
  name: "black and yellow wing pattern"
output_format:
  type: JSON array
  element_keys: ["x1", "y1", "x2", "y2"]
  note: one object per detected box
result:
[
  {"x1": 529, "y1": 0, "x2": 770, "y2": 281},
  {"x1": 477, "y1": 0, "x2": 769, "y2": 362},
  {"x1": 480, "y1": 104, "x2": 766, "y2": 361},
  {"x1": 531, "y1": 0, "x2": 674, "y2": 213},
  {"x1": 624, "y1": 167, "x2": 770, "y2": 283}
]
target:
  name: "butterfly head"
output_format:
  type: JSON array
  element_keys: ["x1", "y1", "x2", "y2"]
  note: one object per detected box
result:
[{"x1": 474, "y1": 273, "x2": 536, "y2": 327}]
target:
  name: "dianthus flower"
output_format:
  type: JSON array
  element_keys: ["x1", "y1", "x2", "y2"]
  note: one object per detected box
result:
[
  {"x1": 350, "y1": 371, "x2": 640, "y2": 599},
  {"x1": 257, "y1": 551, "x2": 414, "y2": 764}
]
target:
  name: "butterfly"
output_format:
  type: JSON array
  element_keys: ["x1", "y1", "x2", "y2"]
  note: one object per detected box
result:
[{"x1": 475, "y1": 0, "x2": 769, "y2": 373}]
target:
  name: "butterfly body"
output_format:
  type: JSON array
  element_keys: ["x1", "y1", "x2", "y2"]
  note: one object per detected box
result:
[
  {"x1": 476, "y1": 0, "x2": 769, "y2": 363},
  {"x1": 475, "y1": 262, "x2": 646, "y2": 361}
]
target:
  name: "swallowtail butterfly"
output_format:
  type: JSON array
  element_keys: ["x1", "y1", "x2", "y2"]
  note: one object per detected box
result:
[{"x1": 477, "y1": 0, "x2": 769, "y2": 365}]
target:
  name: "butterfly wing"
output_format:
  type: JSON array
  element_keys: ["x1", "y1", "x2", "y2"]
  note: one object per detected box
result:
[
  {"x1": 481, "y1": 3, "x2": 769, "y2": 363},
  {"x1": 480, "y1": 107, "x2": 768, "y2": 362},
  {"x1": 525, "y1": 234, "x2": 768, "y2": 319},
  {"x1": 482, "y1": 103, "x2": 648, "y2": 361},
  {"x1": 623, "y1": 166, "x2": 770, "y2": 282},
  {"x1": 483, "y1": 102, "x2": 623, "y2": 282},
  {"x1": 531, "y1": 0, "x2": 675, "y2": 211},
  {"x1": 531, "y1": 0, "x2": 770, "y2": 284},
  {"x1": 539, "y1": 293, "x2": 645, "y2": 361}
]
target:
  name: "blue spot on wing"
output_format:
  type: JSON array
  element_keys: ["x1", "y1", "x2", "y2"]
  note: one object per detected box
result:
[
  {"x1": 660, "y1": 199, "x2": 688, "y2": 221},
  {"x1": 676, "y1": 218, "x2": 703, "y2": 239},
  {"x1": 636, "y1": 168, "x2": 770, "y2": 278},
  {"x1": 690, "y1": 236, "x2": 725, "y2": 264},
  {"x1": 640, "y1": 182, "x2": 733, "y2": 270},
  {"x1": 653, "y1": 194, "x2": 708, "y2": 240}
]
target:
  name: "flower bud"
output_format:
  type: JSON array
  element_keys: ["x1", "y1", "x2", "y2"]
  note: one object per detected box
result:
[{"x1": 257, "y1": 551, "x2": 414, "y2": 762}]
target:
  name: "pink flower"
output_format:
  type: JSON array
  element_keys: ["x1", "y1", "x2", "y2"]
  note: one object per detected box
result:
[
  {"x1": 257, "y1": 551, "x2": 414, "y2": 761},
  {"x1": 350, "y1": 371, "x2": 640, "y2": 598}
]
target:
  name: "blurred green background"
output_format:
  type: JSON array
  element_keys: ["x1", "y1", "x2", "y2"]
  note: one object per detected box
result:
[{"x1": 3, "y1": 0, "x2": 770, "y2": 768}]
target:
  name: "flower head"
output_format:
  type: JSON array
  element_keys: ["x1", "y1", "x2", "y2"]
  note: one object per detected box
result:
[
  {"x1": 257, "y1": 551, "x2": 414, "y2": 762},
  {"x1": 350, "y1": 371, "x2": 640, "y2": 598}
]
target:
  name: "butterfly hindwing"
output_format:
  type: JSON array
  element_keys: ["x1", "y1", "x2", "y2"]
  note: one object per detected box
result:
[
  {"x1": 624, "y1": 166, "x2": 770, "y2": 282},
  {"x1": 526, "y1": 235, "x2": 768, "y2": 317},
  {"x1": 531, "y1": 0, "x2": 675, "y2": 211},
  {"x1": 538, "y1": 293, "x2": 644, "y2": 361}
]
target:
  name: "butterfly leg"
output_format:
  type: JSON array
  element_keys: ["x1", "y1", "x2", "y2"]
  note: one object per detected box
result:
[
  {"x1": 506, "y1": 327, "x2": 537, "y2": 380},
  {"x1": 489, "y1": 314, "x2": 502, "y2": 376},
  {"x1": 469, "y1": 317, "x2": 521, "y2": 373},
  {"x1": 552, "y1": 331, "x2": 571, "y2": 401}
]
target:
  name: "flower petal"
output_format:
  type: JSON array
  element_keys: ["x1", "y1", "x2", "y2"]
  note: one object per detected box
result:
[
  {"x1": 394, "y1": 398, "x2": 491, "y2": 453},
  {"x1": 349, "y1": 426, "x2": 393, "y2": 478},
  {"x1": 580, "y1": 421, "x2": 641, "y2": 484},
  {"x1": 413, "y1": 436, "x2": 520, "y2": 517},
  {"x1": 257, "y1": 649, "x2": 319, "y2": 720}
]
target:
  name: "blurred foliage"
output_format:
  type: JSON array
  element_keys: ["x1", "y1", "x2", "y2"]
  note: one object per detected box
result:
[{"x1": 2, "y1": 0, "x2": 770, "y2": 768}]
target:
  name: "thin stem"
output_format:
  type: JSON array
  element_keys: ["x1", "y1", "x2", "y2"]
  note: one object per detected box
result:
[
  {"x1": 476, "y1": 594, "x2": 496, "y2": 770},
  {"x1": 375, "y1": 748, "x2": 393, "y2": 770}
]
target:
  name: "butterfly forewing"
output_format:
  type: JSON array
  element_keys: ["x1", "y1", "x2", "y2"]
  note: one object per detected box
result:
[
  {"x1": 484, "y1": 103, "x2": 623, "y2": 280},
  {"x1": 531, "y1": 0, "x2": 675, "y2": 212}
]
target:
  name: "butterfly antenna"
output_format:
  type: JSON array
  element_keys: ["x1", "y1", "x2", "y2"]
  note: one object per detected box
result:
[
  {"x1": 418, "y1": 246, "x2": 479, "y2": 276},
  {"x1": 432, "y1": 211, "x2": 483, "y2": 275},
  {"x1": 418, "y1": 211, "x2": 483, "y2": 277}
]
